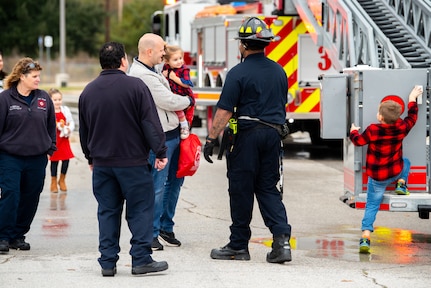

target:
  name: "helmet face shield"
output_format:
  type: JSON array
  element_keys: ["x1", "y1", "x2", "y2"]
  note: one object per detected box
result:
[{"x1": 234, "y1": 17, "x2": 275, "y2": 43}]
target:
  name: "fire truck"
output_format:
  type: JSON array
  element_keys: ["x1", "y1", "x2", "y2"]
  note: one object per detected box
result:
[
  {"x1": 153, "y1": 0, "x2": 431, "y2": 218},
  {"x1": 153, "y1": 0, "x2": 338, "y2": 144},
  {"x1": 297, "y1": 0, "x2": 431, "y2": 218}
]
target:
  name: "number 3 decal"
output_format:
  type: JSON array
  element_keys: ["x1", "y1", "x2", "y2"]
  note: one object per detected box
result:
[{"x1": 318, "y1": 46, "x2": 331, "y2": 71}]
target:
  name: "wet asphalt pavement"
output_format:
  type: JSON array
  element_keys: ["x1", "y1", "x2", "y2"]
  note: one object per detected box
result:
[{"x1": 0, "y1": 91, "x2": 430, "y2": 287}]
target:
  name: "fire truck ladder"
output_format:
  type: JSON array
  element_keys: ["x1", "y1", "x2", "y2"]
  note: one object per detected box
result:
[
  {"x1": 356, "y1": 0, "x2": 431, "y2": 69},
  {"x1": 292, "y1": 0, "x2": 431, "y2": 70}
]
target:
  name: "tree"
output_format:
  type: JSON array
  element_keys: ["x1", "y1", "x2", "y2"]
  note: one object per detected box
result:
[
  {"x1": 110, "y1": 0, "x2": 163, "y2": 57},
  {"x1": 65, "y1": 1, "x2": 106, "y2": 56},
  {"x1": 0, "y1": 0, "x2": 105, "y2": 57}
]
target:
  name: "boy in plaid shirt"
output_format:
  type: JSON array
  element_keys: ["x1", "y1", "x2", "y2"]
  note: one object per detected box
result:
[{"x1": 350, "y1": 85, "x2": 423, "y2": 253}]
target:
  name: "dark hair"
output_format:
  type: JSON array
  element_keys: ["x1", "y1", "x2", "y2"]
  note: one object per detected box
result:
[
  {"x1": 99, "y1": 42, "x2": 125, "y2": 69},
  {"x1": 241, "y1": 40, "x2": 269, "y2": 51},
  {"x1": 0, "y1": 50, "x2": 7, "y2": 80}
]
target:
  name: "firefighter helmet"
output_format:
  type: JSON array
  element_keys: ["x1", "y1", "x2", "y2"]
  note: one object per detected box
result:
[{"x1": 235, "y1": 17, "x2": 275, "y2": 43}]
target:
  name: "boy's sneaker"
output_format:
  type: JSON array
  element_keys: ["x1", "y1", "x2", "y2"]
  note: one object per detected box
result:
[
  {"x1": 359, "y1": 237, "x2": 370, "y2": 254},
  {"x1": 395, "y1": 182, "x2": 410, "y2": 195},
  {"x1": 180, "y1": 127, "x2": 190, "y2": 140},
  {"x1": 159, "y1": 230, "x2": 181, "y2": 246},
  {"x1": 151, "y1": 237, "x2": 164, "y2": 251}
]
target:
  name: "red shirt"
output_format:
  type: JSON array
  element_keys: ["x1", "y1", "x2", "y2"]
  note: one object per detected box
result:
[{"x1": 350, "y1": 102, "x2": 418, "y2": 181}]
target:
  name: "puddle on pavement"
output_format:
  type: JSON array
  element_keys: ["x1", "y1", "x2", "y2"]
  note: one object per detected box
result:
[
  {"x1": 251, "y1": 225, "x2": 431, "y2": 264},
  {"x1": 39, "y1": 192, "x2": 430, "y2": 264},
  {"x1": 42, "y1": 192, "x2": 70, "y2": 238}
]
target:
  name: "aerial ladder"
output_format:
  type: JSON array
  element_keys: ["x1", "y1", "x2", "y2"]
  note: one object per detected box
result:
[{"x1": 292, "y1": 0, "x2": 431, "y2": 70}]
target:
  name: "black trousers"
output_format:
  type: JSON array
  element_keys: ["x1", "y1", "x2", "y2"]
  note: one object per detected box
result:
[
  {"x1": 92, "y1": 165, "x2": 154, "y2": 269},
  {"x1": 226, "y1": 126, "x2": 291, "y2": 250},
  {"x1": 0, "y1": 152, "x2": 47, "y2": 241}
]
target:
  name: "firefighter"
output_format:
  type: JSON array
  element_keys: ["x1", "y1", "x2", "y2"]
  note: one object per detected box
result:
[{"x1": 203, "y1": 17, "x2": 292, "y2": 263}]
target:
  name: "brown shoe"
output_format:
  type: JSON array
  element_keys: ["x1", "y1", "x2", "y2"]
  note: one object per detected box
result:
[
  {"x1": 50, "y1": 176, "x2": 58, "y2": 193},
  {"x1": 59, "y1": 173, "x2": 67, "y2": 191}
]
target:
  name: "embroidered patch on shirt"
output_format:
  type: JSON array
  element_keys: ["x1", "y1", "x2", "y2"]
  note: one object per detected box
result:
[
  {"x1": 37, "y1": 97, "x2": 47, "y2": 110},
  {"x1": 9, "y1": 105, "x2": 22, "y2": 111}
]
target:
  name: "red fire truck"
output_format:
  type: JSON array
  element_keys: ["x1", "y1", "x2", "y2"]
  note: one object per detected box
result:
[
  {"x1": 152, "y1": 0, "x2": 431, "y2": 218},
  {"x1": 152, "y1": 0, "x2": 338, "y2": 144}
]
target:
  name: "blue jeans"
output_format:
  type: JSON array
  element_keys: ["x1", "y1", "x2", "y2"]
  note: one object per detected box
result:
[
  {"x1": 149, "y1": 135, "x2": 184, "y2": 237},
  {"x1": 361, "y1": 158, "x2": 411, "y2": 232}
]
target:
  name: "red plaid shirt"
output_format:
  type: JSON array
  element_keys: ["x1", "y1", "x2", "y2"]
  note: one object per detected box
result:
[
  {"x1": 350, "y1": 101, "x2": 418, "y2": 181},
  {"x1": 163, "y1": 64, "x2": 194, "y2": 98}
]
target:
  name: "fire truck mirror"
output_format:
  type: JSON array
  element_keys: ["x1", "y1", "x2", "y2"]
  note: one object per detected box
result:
[
  {"x1": 272, "y1": 19, "x2": 283, "y2": 26},
  {"x1": 287, "y1": 92, "x2": 294, "y2": 104},
  {"x1": 152, "y1": 11, "x2": 162, "y2": 36}
]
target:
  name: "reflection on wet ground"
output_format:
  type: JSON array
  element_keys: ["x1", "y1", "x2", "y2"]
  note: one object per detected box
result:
[
  {"x1": 283, "y1": 142, "x2": 343, "y2": 161},
  {"x1": 251, "y1": 226, "x2": 431, "y2": 264},
  {"x1": 282, "y1": 131, "x2": 343, "y2": 161},
  {"x1": 42, "y1": 192, "x2": 69, "y2": 238}
]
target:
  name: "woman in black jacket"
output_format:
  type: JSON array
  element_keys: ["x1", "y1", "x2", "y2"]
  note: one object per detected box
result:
[{"x1": 0, "y1": 57, "x2": 56, "y2": 253}]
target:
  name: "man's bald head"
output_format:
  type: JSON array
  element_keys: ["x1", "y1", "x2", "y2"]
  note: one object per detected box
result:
[
  {"x1": 137, "y1": 33, "x2": 166, "y2": 67},
  {"x1": 138, "y1": 33, "x2": 163, "y2": 53}
]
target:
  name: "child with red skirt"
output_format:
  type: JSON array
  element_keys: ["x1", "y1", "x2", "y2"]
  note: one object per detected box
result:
[{"x1": 48, "y1": 88, "x2": 74, "y2": 192}]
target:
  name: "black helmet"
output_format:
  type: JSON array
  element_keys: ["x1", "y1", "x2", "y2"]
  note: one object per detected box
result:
[{"x1": 234, "y1": 17, "x2": 275, "y2": 43}]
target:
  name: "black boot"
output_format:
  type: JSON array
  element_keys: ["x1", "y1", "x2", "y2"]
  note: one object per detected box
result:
[
  {"x1": 210, "y1": 245, "x2": 250, "y2": 260},
  {"x1": 266, "y1": 234, "x2": 292, "y2": 263}
]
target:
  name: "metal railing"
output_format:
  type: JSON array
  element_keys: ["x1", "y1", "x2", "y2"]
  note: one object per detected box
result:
[
  {"x1": 291, "y1": 0, "x2": 426, "y2": 70},
  {"x1": 382, "y1": 0, "x2": 431, "y2": 52}
]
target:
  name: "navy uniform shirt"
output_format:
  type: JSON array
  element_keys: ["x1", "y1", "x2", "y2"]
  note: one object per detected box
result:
[{"x1": 217, "y1": 52, "x2": 288, "y2": 128}]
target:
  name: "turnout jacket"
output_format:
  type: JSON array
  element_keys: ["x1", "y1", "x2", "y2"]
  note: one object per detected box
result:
[
  {"x1": 0, "y1": 86, "x2": 56, "y2": 156},
  {"x1": 79, "y1": 70, "x2": 167, "y2": 167}
]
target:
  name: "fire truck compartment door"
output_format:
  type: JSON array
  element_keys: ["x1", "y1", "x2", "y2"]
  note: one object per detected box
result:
[
  {"x1": 320, "y1": 74, "x2": 348, "y2": 139},
  {"x1": 358, "y1": 69, "x2": 428, "y2": 168}
]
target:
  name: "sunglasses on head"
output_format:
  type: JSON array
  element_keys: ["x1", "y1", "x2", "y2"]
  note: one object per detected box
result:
[{"x1": 23, "y1": 62, "x2": 36, "y2": 74}]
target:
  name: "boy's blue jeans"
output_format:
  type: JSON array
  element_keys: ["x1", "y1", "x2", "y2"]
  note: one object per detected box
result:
[{"x1": 361, "y1": 158, "x2": 411, "y2": 232}]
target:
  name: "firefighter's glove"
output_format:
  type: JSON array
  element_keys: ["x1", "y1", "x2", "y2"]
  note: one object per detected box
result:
[{"x1": 204, "y1": 136, "x2": 216, "y2": 163}]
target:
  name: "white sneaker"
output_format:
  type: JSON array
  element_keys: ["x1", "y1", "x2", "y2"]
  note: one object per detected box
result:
[{"x1": 180, "y1": 127, "x2": 190, "y2": 139}]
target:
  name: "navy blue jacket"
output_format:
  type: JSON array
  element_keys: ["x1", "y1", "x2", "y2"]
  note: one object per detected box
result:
[
  {"x1": 0, "y1": 86, "x2": 56, "y2": 156},
  {"x1": 217, "y1": 52, "x2": 288, "y2": 127},
  {"x1": 79, "y1": 69, "x2": 167, "y2": 167}
]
